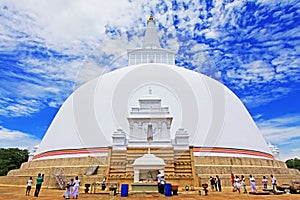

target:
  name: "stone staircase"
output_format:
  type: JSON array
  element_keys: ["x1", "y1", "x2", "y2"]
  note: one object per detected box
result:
[
  {"x1": 108, "y1": 150, "x2": 127, "y2": 178},
  {"x1": 174, "y1": 150, "x2": 193, "y2": 177}
]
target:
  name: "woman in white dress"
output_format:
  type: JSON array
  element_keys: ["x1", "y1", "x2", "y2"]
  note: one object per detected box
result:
[
  {"x1": 249, "y1": 174, "x2": 257, "y2": 192},
  {"x1": 72, "y1": 176, "x2": 80, "y2": 199}
]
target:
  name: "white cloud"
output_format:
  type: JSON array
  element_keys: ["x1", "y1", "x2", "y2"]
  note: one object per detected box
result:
[
  {"x1": 241, "y1": 60, "x2": 275, "y2": 82},
  {"x1": 282, "y1": 147, "x2": 300, "y2": 161},
  {"x1": 256, "y1": 114, "x2": 300, "y2": 161},
  {"x1": 204, "y1": 29, "x2": 219, "y2": 39},
  {"x1": 207, "y1": 0, "x2": 300, "y2": 107},
  {"x1": 242, "y1": 87, "x2": 290, "y2": 108},
  {"x1": 0, "y1": 126, "x2": 40, "y2": 149},
  {"x1": 0, "y1": 97, "x2": 42, "y2": 117},
  {"x1": 5, "y1": 0, "x2": 132, "y2": 43},
  {"x1": 74, "y1": 61, "x2": 109, "y2": 87},
  {"x1": 0, "y1": 0, "x2": 299, "y2": 117}
]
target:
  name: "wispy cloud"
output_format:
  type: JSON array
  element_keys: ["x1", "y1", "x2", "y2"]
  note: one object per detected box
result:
[
  {"x1": 256, "y1": 114, "x2": 300, "y2": 161},
  {"x1": 0, "y1": 0, "x2": 299, "y2": 163},
  {"x1": 205, "y1": 0, "x2": 300, "y2": 107},
  {"x1": 0, "y1": 3, "x2": 87, "y2": 117},
  {"x1": 3, "y1": 0, "x2": 132, "y2": 44},
  {"x1": 241, "y1": 87, "x2": 290, "y2": 108},
  {"x1": 0, "y1": 126, "x2": 40, "y2": 149}
]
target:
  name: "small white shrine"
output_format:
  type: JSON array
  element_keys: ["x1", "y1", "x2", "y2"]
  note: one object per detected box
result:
[{"x1": 132, "y1": 153, "x2": 165, "y2": 183}]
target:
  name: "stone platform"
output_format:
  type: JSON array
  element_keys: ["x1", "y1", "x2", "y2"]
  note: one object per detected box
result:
[
  {"x1": 0, "y1": 147, "x2": 299, "y2": 190},
  {"x1": 131, "y1": 182, "x2": 158, "y2": 192}
]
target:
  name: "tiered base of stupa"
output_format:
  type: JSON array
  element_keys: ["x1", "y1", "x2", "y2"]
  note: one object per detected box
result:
[
  {"x1": 195, "y1": 156, "x2": 300, "y2": 186},
  {"x1": 0, "y1": 146, "x2": 299, "y2": 191}
]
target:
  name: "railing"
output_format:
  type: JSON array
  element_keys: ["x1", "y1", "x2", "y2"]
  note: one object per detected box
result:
[
  {"x1": 131, "y1": 107, "x2": 169, "y2": 114},
  {"x1": 90, "y1": 181, "x2": 119, "y2": 193},
  {"x1": 53, "y1": 168, "x2": 67, "y2": 190}
]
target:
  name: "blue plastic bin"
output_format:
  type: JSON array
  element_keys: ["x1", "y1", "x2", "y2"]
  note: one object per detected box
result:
[
  {"x1": 164, "y1": 183, "x2": 172, "y2": 197},
  {"x1": 121, "y1": 184, "x2": 128, "y2": 197}
]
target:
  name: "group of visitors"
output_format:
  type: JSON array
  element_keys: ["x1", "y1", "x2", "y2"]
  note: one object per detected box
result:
[
  {"x1": 208, "y1": 174, "x2": 277, "y2": 194},
  {"x1": 231, "y1": 173, "x2": 277, "y2": 193},
  {"x1": 209, "y1": 175, "x2": 222, "y2": 192},
  {"x1": 26, "y1": 172, "x2": 277, "y2": 197},
  {"x1": 25, "y1": 173, "x2": 44, "y2": 197},
  {"x1": 63, "y1": 176, "x2": 81, "y2": 199},
  {"x1": 232, "y1": 174, "x2": 247, "y2": 193},
  {"x1": 26, "y1": 174, "x2": 80, "y2": 198}
]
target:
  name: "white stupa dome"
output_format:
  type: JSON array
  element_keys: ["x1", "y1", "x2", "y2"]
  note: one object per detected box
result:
[
  {"x1": 33, "y1": 16, "x2": 273, "y2": 161},
  {"x1": 33, "y1": 63, "x2": 272, "y2": 160}
]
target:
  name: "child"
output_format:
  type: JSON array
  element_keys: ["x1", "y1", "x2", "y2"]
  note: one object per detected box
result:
[
  {"x1": 63, "y1": 181, "x2": 71, "y2": 199},
  {"x1": 25, "y1": 177, "x2": 33, "y2": 196}
]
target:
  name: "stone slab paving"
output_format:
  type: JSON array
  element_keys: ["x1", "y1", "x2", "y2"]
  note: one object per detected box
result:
[{"x1": 0, "y1": 185, "x2": 299, "y2": 200}]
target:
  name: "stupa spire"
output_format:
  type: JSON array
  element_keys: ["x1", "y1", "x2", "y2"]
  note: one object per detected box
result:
[
  {"x1": 142, "y1": 15, "x2": 161, "y2": 49},
  {"x1": 127, "y1": 15, "x2": 176, "y2": 66}
]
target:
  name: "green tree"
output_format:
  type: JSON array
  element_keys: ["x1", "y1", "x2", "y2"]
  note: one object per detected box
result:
[
  {"x1": 0, "y1": 148, "x2": 28, "y2": 176},
  {"x1": 285, "y1": 158, "x2": 300, "y2": 171}
]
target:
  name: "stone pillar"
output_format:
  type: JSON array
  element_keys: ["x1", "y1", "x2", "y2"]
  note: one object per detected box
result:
[
  {"x1": 157, "y1": 121, "x2": 162, "y2": 139},
  {"x1": 134, "y1": 169, "x2": 140, "y2": 183},
  {"x1": 138, "y1": 122, "x2": 143, "y2": 137},
  {"x1": 129, "y1": 122, "x2": 133, "y2": 135}
]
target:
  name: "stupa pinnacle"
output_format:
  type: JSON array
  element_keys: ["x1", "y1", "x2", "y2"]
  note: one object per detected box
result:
[{"x1": 128, "y1": 15, "x2": 175, "y2": 65}]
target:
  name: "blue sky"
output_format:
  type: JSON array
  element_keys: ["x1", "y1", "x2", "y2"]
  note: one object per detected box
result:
[{"x1": 0, "y1": 0, "x2": 299, "y2": 161}]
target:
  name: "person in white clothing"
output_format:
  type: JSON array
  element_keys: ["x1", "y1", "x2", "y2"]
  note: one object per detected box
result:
[
  {"x1": 233, "y1": 175, "x2": 241, "y2": 193},
  {"x1": 249, "y1": 175, "x2": 257, "y2": 192},
  {"x1": 262, "y1": 176, "x2": 268, "y2": 189},
  {"x1": 25, "y1": 177, "x2": 33, "y2": 196},
  {"x1": 271, "y1": 174, "x2": 277, "y2": 192},
  {"x1": 63, "y1": 179, "x2": 73, "y2": 199},
  {"x1": 241, "y1": 175, "x2": 247, "y2": 193},
  {"x1": 72, "y1": 176, "x2": 80, "y2": 199}
]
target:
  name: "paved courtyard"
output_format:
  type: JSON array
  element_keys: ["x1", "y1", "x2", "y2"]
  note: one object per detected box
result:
[{"x1": 0, "y1": 185, "x2": 300, "y2": 200}]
